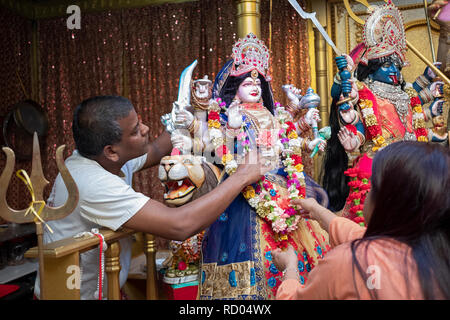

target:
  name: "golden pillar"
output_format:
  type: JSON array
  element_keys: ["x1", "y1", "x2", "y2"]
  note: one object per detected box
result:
[
  {"x1": 236, "y1": 0, "x2": 261, "y2": 38},
  {"x1": 314, "y1": 27, "x2": 330, "y2": 128}
]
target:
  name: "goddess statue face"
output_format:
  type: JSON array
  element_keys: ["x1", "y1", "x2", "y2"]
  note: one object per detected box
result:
[
  {"x1": 369, "y1": 58, "x2": 402, "y2": 85},
  {"x1": 236, "y1": 76, "x2": 262, "y2": 103}
]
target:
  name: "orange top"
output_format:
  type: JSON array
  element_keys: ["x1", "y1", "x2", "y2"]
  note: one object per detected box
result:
[{"x1": 276, "y1": 217, "x2": 428, "y2": 300}]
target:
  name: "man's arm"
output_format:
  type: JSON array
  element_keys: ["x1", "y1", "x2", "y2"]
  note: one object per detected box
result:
[
  {"x1": 142, "y1": 131, "x2": 173, "y2": 170},
  {"x1": 124, "y1": 152, "x2": 269, "y2": 241}
]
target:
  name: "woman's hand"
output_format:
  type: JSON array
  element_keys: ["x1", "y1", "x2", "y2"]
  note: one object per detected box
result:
[
  {"x1": 272, "y1": 245, "x2": 299, "y2": 281},
  {"x1": 291, "y1": 198, "x2": 337, "y2": 233}
]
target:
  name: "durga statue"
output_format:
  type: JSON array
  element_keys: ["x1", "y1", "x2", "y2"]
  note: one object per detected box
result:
[
  {"x1": 322, "y1": 1, "x2": 448, "y2": 219},
  {"x1": 159, "y1": 33, "x2": 331, "y2": 299}
]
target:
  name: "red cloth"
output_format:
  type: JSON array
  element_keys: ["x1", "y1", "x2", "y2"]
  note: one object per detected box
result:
[{"x1": 0, "y1": 284, "x2": 19, "y2": 299}]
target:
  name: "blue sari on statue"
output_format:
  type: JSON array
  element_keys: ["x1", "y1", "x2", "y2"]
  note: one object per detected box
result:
[{"x1": 199, "y1": 113, "x2": 330, "y2": 300}]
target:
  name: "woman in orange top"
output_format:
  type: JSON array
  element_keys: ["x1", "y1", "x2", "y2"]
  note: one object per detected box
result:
[{"x1": 273, "y1": 141, "x2": 450, "y2": 299}]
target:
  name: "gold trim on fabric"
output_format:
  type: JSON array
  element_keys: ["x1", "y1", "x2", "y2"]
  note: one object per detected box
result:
[{"x1": 200, "y1": 261, "x2": 257, "y2": 299}]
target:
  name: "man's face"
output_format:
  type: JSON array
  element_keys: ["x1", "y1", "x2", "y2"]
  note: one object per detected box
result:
[
  {"x1": 114, "y1": 108, "x2": 150, "y2": 161},
  {"x1": 236, "y1": 77, "x2": 262, "y2": 103}
]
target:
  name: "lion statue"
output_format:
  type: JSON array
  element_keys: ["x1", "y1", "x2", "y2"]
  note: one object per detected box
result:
[{"x1": 158, "y1": 154, "x2": 222, "y2": 281}]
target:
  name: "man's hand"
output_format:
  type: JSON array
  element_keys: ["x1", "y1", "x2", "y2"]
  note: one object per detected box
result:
[{"x1": 234, "y1": 148, "x2": 274, "y2": 185}]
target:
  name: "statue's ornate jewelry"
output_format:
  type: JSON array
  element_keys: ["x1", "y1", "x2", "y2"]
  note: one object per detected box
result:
[{"x1": 364, "y1": 79, "x2": 428, "y2": 142}]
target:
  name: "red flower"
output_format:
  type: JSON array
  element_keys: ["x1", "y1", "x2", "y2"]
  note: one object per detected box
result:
[
  {"x1": 345, "y1": 124, "x2": 358, "y2": 135},
  {"x1": 290, "y1": 154, "x2": 303, "y2": 166},
  {"x1": 350, "y1": 204, "x2": 364, "y2": 214},
  {"x1": 359, "y1": 183, "x2": 371, "y2": 191},
  {"x1": 353, "y1": 216, "x2": 365, "y2": 224},
  {"x1": 367, "y1": 125, "x2": 381, "y2": 138},
  {"x1": 344, "y1": 167, "x2": 360, "y2": 178},
  {"x1": 410, "y1": 96, "x2": 421, "y2": 107},
  {"x1": 177, "y1": 261, "x2": 187, "y2": 271},
  {"x1": 285, "y1": 121, "x2": 296, "y2": 133},
  {"x1": 297, "y1": 186, "x2": 306, "y2": 198},
  {"x1": 415, "y1": 128, "x2": 427, "y2": 138},
  {"x1": 208, "y1": 111, "x2": 220, "y2": 121},
  {"x1": 348, "y1": 180, "x2": 362, "y2": 188}
]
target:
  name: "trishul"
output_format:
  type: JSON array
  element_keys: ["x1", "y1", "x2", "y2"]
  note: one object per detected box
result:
[{"x1": 0, "y1": 132, "x2": 79, "y2": 223}]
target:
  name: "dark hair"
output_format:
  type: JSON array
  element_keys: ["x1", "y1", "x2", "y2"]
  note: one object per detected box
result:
[
  {"x1": 351, "y1": 141, "x2": 450, "y2": 299},
  {"x1": 72, "y1": 96, "x2": 134, "y2": 158},
  {"x1": 321, "y1": 98, "x2": 349, "y2": 211},
  {"x1": 220, "y1": 71, "x2": 275, "y2": 114}
]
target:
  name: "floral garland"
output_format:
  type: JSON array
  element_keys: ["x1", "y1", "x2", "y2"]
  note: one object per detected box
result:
[
  {"x1": 343, "y1": 167, "x2": 371, "y2": 226},
  {"x1": 207, "y1": 99, "x2": 307, "y2": 246},
  {"x1": 358, "y1": 88, "x2": 428, "y2": 151},
  {"x1": 207, "y1": 98, "x2": 238, "y2": 175}
]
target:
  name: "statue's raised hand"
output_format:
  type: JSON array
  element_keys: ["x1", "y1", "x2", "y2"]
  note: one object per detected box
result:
[
  {"x1": 307, "y1": 137, "x2": 326, "y2": 152},
  {"x1": 430, "y1": 98, "x2": 445, "y2": 116},
  {"x1": 430, "y1": 81, "x2": 444, "y2": 98},
  {"x1": 173, "y1": 102, "x2": 194, "y2": 129},
  {"x1": 304, "y1": 108, "x2": 321, "y2": 127},
  {"x1": 171, "y1": 131, "x2": 192, "y2": 153},
  {"x1": 337, "y1": 126, "x2": 360, "y2": 152},
  {"x1": 226, "y1": 99, "x2": 243, "y2": 129},
  {"x1": 282, "y1": 84, "x2": 302, "y2": 107},
  {"x1": 424, "y1": 62, "x2": 442, "y2": 81}
]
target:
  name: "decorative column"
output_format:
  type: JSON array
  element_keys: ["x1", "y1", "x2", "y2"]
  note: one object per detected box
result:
[
  {"x1": 105, "y1": 241, "x2": 121, "y2": 300},
  {"x1": 314, "y1": 27, "x2": 330, "y2": 128},
  {"x1": 236, "y1": 0, "x2": 261, "y2": 38},
  {"x1": 144, "y1": 233, "x2": 158, "y2": 300}
]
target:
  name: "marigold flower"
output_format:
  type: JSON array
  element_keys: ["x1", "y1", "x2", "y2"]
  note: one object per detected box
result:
[{"x1": 222, "y1": 153, "x2": 234, "y2": 164}]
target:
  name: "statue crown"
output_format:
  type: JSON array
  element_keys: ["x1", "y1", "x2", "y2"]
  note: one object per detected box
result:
[{"x1": 231, "y1": 33, "x2": 271, "y2": 80}]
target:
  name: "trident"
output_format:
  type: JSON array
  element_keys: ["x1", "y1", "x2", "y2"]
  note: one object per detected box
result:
[{"x1": 0, "y1": 132, "x2": 79, "y2": 299}]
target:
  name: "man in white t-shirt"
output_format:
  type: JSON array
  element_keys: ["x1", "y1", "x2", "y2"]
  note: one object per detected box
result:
[{"x1": 34, "y1": 96, "x2": 269, "y2": 299}]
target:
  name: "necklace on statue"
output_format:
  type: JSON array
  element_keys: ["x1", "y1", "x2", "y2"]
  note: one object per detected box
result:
[{"x1": 365, "y1": 79, "x2": 417, "y2": 141}]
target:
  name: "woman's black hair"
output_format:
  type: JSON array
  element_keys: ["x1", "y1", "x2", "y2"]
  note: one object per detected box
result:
[
  {"x1": 219, "y1": 71, "x2": 275, "y2": 114},
  {"x1": 350, "y1": 141, "x2": 450, "y2": 299}
]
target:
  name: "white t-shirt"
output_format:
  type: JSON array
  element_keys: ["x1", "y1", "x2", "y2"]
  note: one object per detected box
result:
[{"x1": 34, "y1": 150, "x2": 149, "y2": 300}]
